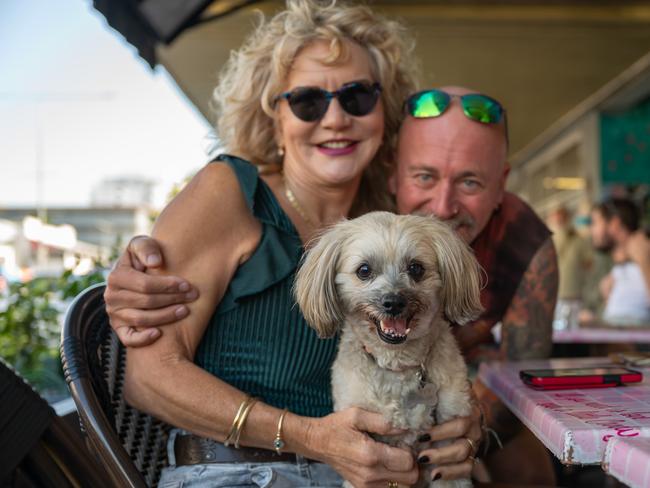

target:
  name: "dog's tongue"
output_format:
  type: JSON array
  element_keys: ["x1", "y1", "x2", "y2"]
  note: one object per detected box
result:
[{"x1": 381, "y1": 317, "x2": 408, "y2": 335}]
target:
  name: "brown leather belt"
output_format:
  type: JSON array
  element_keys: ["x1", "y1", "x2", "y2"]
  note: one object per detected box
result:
[{"x1": 174, "y1": 434, "x2": 311, "y2": 466}]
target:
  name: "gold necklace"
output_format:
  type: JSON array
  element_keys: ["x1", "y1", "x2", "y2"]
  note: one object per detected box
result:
[{"x1": 282, "y1": 174, "x2": 316, "y2": 228}]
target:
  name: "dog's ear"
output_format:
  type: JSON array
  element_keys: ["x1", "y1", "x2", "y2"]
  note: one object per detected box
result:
[
  {"x1": 428, "y1": 221, "x2": 484, "y2": 325},
  {"x1": 293, "y1": 223, "x2": 346, "y2": 338}
]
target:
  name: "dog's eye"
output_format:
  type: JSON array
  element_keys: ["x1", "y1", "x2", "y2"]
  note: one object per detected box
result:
[
  {"x1": 356, "y1": 263, "x2": 372, "y2": 281},
  {"x1": 407, "y1": 261, "x2": 425, "y2": 281}
]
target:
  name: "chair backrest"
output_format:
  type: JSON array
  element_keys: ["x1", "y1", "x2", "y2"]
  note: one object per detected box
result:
[{"x1": 60, "y1": 283, "x2": 170, "y2": 488}]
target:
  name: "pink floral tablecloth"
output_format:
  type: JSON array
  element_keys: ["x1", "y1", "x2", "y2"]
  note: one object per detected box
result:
[
  {"x1": 603, "y1": 437, "x2": 650, "y2": 488},
  {"x1": 478, "y1": 357, "x2": 650, "y2": 465},
  {"x1": 554, "y1": 327, "x2": 650, "y2": 344}
]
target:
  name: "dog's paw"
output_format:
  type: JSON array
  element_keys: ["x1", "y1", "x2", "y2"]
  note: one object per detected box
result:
[{"x1": 430, "y1": 478, "x2": 473, "y2": 488}]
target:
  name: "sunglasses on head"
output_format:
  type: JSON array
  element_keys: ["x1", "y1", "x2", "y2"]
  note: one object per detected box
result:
[
  {"x1": 275, "y1": 81, "x2": 382, "y2": 122},
  {"x1": 406, "y1": 89, "x2": 504, "y2": 124}
]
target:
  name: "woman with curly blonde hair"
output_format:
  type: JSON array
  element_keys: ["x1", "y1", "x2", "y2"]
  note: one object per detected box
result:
[
  {"x1": 211, "y1": 0, "x2": 415, "y2": 217},
  {"x1": 110, "y1": 1, "x2": 427, "y2": 486}
]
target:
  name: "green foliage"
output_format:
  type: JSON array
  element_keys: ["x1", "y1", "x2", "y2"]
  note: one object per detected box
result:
[{"x1": 0, "y1": 266, "x2": 105, "y2": 399}]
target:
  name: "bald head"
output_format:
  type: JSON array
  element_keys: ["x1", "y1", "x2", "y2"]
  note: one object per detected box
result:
[
  {"x1": 400, "y1": 86, "x2": 508, "y2": 160},
  {"x1": 390, "y1": 86, "x2": 510, "y2": 243}
]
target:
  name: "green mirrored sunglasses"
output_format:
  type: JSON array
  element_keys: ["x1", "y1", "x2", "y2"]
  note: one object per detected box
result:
[{"x1": 406, "y1": 89, "x2": 504, "y2": 124}]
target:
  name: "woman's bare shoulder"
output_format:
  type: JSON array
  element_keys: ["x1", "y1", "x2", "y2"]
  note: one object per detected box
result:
[{"x1": 152, "y1": 162, "x2": 261, "y2": 272}]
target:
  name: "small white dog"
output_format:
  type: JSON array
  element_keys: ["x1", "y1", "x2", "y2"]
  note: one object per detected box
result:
[{"x1": 294, "y1": 212, "x2": 484, "y2": 488}]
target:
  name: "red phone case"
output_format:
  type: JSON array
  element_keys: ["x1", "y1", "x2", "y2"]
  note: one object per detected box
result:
[{"x1": 519, "y1": 367, "x2": 643, "y2": 390}]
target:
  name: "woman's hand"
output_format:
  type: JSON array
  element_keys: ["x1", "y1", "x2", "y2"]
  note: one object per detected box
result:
[
  {"x1": 300, "y1": 407, "x2": 419, "y2": 487},
  {"x1": 104, "y1": 235, "x2": 199, "y2": 347},
  {"x1": 415, "y1": 404, "x2": 483, "y2": 481}
]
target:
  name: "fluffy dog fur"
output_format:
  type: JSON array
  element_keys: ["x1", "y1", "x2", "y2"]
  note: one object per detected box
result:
[{"x1": 294, "y1": 211, "x2": 484, "y2": 488}]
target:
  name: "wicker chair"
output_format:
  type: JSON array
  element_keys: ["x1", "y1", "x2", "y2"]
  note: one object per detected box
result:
[{"x1": 60, "y1": 283, "x2": 171, "y2": 488}]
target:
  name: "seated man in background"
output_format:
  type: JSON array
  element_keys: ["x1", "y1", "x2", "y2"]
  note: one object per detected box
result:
[
  {"x1": 546, "y1": 205, "x2": 593, "y2": 329},
  {"x1": 105, "y1": 86, "x2": 559, "y2": 484},
  {"x1": 591, "y1": 198, "x2": 650, "y2": 325}
]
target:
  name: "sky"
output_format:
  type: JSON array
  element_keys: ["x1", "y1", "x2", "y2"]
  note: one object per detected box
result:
[{"x1": 0, "y1": 0, "x2": 213, "y2": 209}]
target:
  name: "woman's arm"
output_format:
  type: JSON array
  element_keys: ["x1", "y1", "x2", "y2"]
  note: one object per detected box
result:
[
  {"x1": 123, "y1": 163, "x2": 418, "y2": 487},
  {"x1": 123, "y1": 162, "x2": 262, "y2": 437}
]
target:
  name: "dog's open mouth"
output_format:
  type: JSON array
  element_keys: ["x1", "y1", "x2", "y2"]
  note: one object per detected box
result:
[{"x1": 370, "y1": 315, "x2": 413, "y2": 345}]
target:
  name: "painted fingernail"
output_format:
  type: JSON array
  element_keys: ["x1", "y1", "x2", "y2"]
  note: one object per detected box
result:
[
  {"x1": 146, "y1": 254, "x2": 161, "y2": 266},
  {"x1": 178, "y1": 281, "x2": 190, "y2": 292},
  {"x1": 417, "y1": 455, "x2": 430, "y2": 464},
  {"x1": 175, "y1": 306, "x2": 188, "y2": 318},
  {"x1": 417, "y1": 433, "x2": 431, "y2": 442},
  {"x1": 186, "y1": 290, "x2": 198, "y2": 300},
  {"x1": 433, "y1": 473, "x2": 442, "y2": 481}
]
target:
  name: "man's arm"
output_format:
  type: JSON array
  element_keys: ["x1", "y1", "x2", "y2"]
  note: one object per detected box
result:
[
  {"x1": 475, "y1": 237, "x2": 558, "y2": 450},
  {"x1": 500, "y1": 236, "x2": 558, "y2": 360}
]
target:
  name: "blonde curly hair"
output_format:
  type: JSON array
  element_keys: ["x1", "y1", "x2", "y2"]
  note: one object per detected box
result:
[{"x1": 212, "y1": 0, "x2": 419, "y2": 214}]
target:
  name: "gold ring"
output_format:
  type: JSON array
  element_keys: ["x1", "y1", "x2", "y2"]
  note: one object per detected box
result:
[
  {"x1": 388, "y1": 482, "x2": 399, "y2": 488},
  {"x1": 464, "y1": 437, "x2": 477, "y2": 454}
]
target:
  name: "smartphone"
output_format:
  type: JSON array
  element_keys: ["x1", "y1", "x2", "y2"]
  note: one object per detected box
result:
[{"x1": 519, "y1": 366, "x2": 643, "y2": 390}]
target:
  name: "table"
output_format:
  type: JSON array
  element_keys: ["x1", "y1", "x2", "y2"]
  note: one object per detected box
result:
[
  {"x1": 603, "y1": 437, "x2": 650, "y2": 488},
  {"x1": 491, "y1": 322, "x2": 650, "y2": 345},
  {"x1": 478, "y1": 357, "x2": 650, "y2": 465},
  {"x1": 553, "y1": 322, "x2": 650, "y2": 344}
]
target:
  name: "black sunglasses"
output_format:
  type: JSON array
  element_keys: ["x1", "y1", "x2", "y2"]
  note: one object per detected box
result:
[{"x1": 275, "y1": 81, "x2": 382, "y2": 122}]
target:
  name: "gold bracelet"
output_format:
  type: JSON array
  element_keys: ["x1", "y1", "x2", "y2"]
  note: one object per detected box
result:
[
  {"x1": 224, "y1": 396, "x2": 253, "y2": 447},
  {"x1": 273, "y1": 408, "x2": 289, "y2": 454},
  {"x1": 232, "y1": 397, "x2": 258, "y2": 449}
]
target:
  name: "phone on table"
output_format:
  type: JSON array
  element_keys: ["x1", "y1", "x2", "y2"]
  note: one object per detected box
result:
[{"x1": 519, "y1": 366, "x2": 643, "y2": 390}]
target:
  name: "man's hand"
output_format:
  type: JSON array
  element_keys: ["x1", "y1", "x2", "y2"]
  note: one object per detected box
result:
[
  {"x1": 415, "y1": 405, "x2": 483, "y2": 481},
  {"x1": 104, "y1": 235, "x2": 199, "y2": 347}
]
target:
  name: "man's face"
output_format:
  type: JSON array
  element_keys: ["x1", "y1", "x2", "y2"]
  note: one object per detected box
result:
[
  {"x1": 390, "y1": 87, "x2": 509, "y2": 244},
  {"x1": 590, "y1": 209, "x2": 614, "y2": 252}
]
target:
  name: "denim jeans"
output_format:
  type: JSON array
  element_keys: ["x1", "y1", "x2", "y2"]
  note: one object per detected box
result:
[{"x1": 158, "y1": 429, "x2": 344, "y2": 488}]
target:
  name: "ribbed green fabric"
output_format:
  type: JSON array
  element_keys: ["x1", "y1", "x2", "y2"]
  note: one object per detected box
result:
[{"x1": 195, "y1": 154, "x2": 338, "y2": 417}]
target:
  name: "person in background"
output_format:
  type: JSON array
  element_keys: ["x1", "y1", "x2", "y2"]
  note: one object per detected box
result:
[
  {"x1": 578, "y1": 211, "x2": 613, "y2": 323},
  {"x1": 546, "y1": 205, "x2": 592, "y2": 329},
  {"x1": 106, "y1": 86, "x2": 560, "y2": 485},
  {"x1": 591, "y1": 198, "x2": 650, "y2": 325}
]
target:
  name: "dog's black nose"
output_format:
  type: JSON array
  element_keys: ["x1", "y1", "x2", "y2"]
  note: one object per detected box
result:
[{"x1": 381, "y1": 293, "x2": 407, "y2": 316}]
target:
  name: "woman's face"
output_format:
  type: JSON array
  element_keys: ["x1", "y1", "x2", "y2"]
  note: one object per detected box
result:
[{"x1": 276, "y1": 40, "x2": 384, "y2": 187}]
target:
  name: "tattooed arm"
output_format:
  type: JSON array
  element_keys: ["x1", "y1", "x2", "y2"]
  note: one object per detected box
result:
[
  {"x1": 500, "y1": 236, "x2": 557, "y2": 360},
  {"x1": 474, "y1": 237, "x2": 558, "y2": 448},
  {"x1": 458, "y1": 237, "x2": 558, "y2": 363}
]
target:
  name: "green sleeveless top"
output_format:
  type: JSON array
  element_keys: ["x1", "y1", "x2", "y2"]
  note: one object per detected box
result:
[{"x1": 195, "y1": 154, "x2": 338, "y2": 417}]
